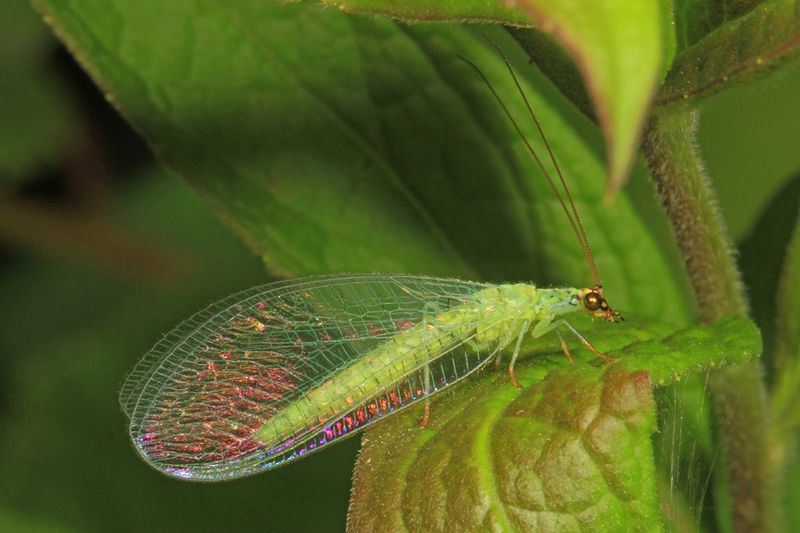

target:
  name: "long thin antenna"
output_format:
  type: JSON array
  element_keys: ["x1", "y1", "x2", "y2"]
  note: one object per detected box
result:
[
  {"x1": 457, "y1": 48, "x2": 603, "y2": 289},
  {"x1": 485, "y1": 40, "x2": 602, "y2": 289}
]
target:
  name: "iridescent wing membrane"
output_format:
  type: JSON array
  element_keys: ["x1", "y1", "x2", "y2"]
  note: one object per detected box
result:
[{"x1": 120, "y1": 274, "x2": 506, "y2": 481}]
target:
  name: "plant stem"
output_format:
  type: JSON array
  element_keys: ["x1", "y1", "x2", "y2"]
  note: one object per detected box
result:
[{"x1": 642, "y1": 108, "x2": 773, "y2": 532}]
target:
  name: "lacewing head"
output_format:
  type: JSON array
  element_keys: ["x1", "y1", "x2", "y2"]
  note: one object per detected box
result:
[{"x1": 579, "y1": 286, "x2": 623, "y2": 322}]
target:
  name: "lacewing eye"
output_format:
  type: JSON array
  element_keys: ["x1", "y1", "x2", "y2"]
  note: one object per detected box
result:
[{"x1": 584, "y1": 291, "x2": 603, "y2": 311}]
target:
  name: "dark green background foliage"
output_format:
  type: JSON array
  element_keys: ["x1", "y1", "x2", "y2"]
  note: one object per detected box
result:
[{"x1": 0, "y1": 0, "x2": 796, "y2": 531}]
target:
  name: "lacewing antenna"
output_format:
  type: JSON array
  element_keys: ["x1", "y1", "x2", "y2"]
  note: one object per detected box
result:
[{"x1": 457, "y1": 45, "x2": 604, "y2": 290}]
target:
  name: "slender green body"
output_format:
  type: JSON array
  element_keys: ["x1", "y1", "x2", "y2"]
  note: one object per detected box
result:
[
  {"x1": 255, "y1": 283, "x2": 581, "y2": 449},
  {"x1": 120, "y1": 275, "x2": 593, "y2": 480}
]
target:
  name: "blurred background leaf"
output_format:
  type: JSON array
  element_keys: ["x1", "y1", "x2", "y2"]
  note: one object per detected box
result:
[
  {"x1": 0, "y1": 0, "x2": 76, "y2": 182},
  {"x1": 0, "y1": 172, "x2": 363, "y2": 531},
  {"x1": 700, "y1": 66, "x2": 800, "y2": 241}
]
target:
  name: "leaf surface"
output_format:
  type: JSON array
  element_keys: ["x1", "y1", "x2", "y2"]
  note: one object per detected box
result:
[{"x1": 349, "y1": 317, "x2": 761, "y2": 531}]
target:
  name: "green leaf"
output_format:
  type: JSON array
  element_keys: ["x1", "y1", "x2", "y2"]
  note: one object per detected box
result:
[
  {"x1": 321, "y1": 0, "x2": 668, "y2": 198},
  {"x1": 700, "y1": 68, "x2": 800, "y2": 242},
  {"x1": 0, "y1": 0, "x2": 75, "y2": 181},
  {"x1": 773, "y1": 203, "x2": 800, "y2": 388},
  {"x1": 658, "y1": 0, "x2": 800, "y2": 107},
  {"x1": 509, "y1": 0, "x2": 664, "y2": 199},
  {"x1": 673, "y1": 0, "x2": 779, "y2": 53},
  {"x1": 33, "y1": 0, "x2": 691, "y2": 324},
  {"x1": 739, "y1": 176, "x2": 800, "y2": 373},
  {"x1": 320, "y1": 0, "x2": 530, "y2": 26},
  {"x1": 768, "y1": 203, "x2": 800, "y2": 461},
  {"x1": 737, "y1": 176, "x2": 800, "y2": 531},
  {"x1": 349, "y1": 317, "x2": 761, "y2": 531}
]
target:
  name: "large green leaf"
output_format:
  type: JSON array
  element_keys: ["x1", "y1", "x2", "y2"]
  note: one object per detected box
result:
[
  {"x1": 33, "y1": 0, "x2": 691, "y2": 324},
  {"x1": 314, "y1": 0, "x2": 667, "y2": 199},
  {"x1": 349, "y1": 317, "x2": 761, "y2": 531},
  {"x1": 327, "y1": 0, "x2": 669, "y2": 200},
  {"x1": 302, "y1": 0, "x2": 675, "y2": 197}
]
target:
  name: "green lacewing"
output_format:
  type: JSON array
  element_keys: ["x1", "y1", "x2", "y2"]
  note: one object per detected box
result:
[{"x1": 120, "y1": 46, "x2": 622, "y2": 481}]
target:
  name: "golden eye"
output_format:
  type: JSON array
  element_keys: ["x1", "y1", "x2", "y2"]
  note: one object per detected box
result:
[{"x1": 584, "y1": 291, "x2": 603, "y2": 312}]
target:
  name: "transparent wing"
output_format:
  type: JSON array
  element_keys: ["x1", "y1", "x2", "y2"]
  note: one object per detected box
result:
[{"x1": 120, "y1": 274, "x2": 499, "y2": 480}]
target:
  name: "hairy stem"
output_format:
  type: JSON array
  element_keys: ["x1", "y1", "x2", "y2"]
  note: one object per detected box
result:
[{"x1": 642, "y1": 108, "x2": 773, "y2": 532}]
